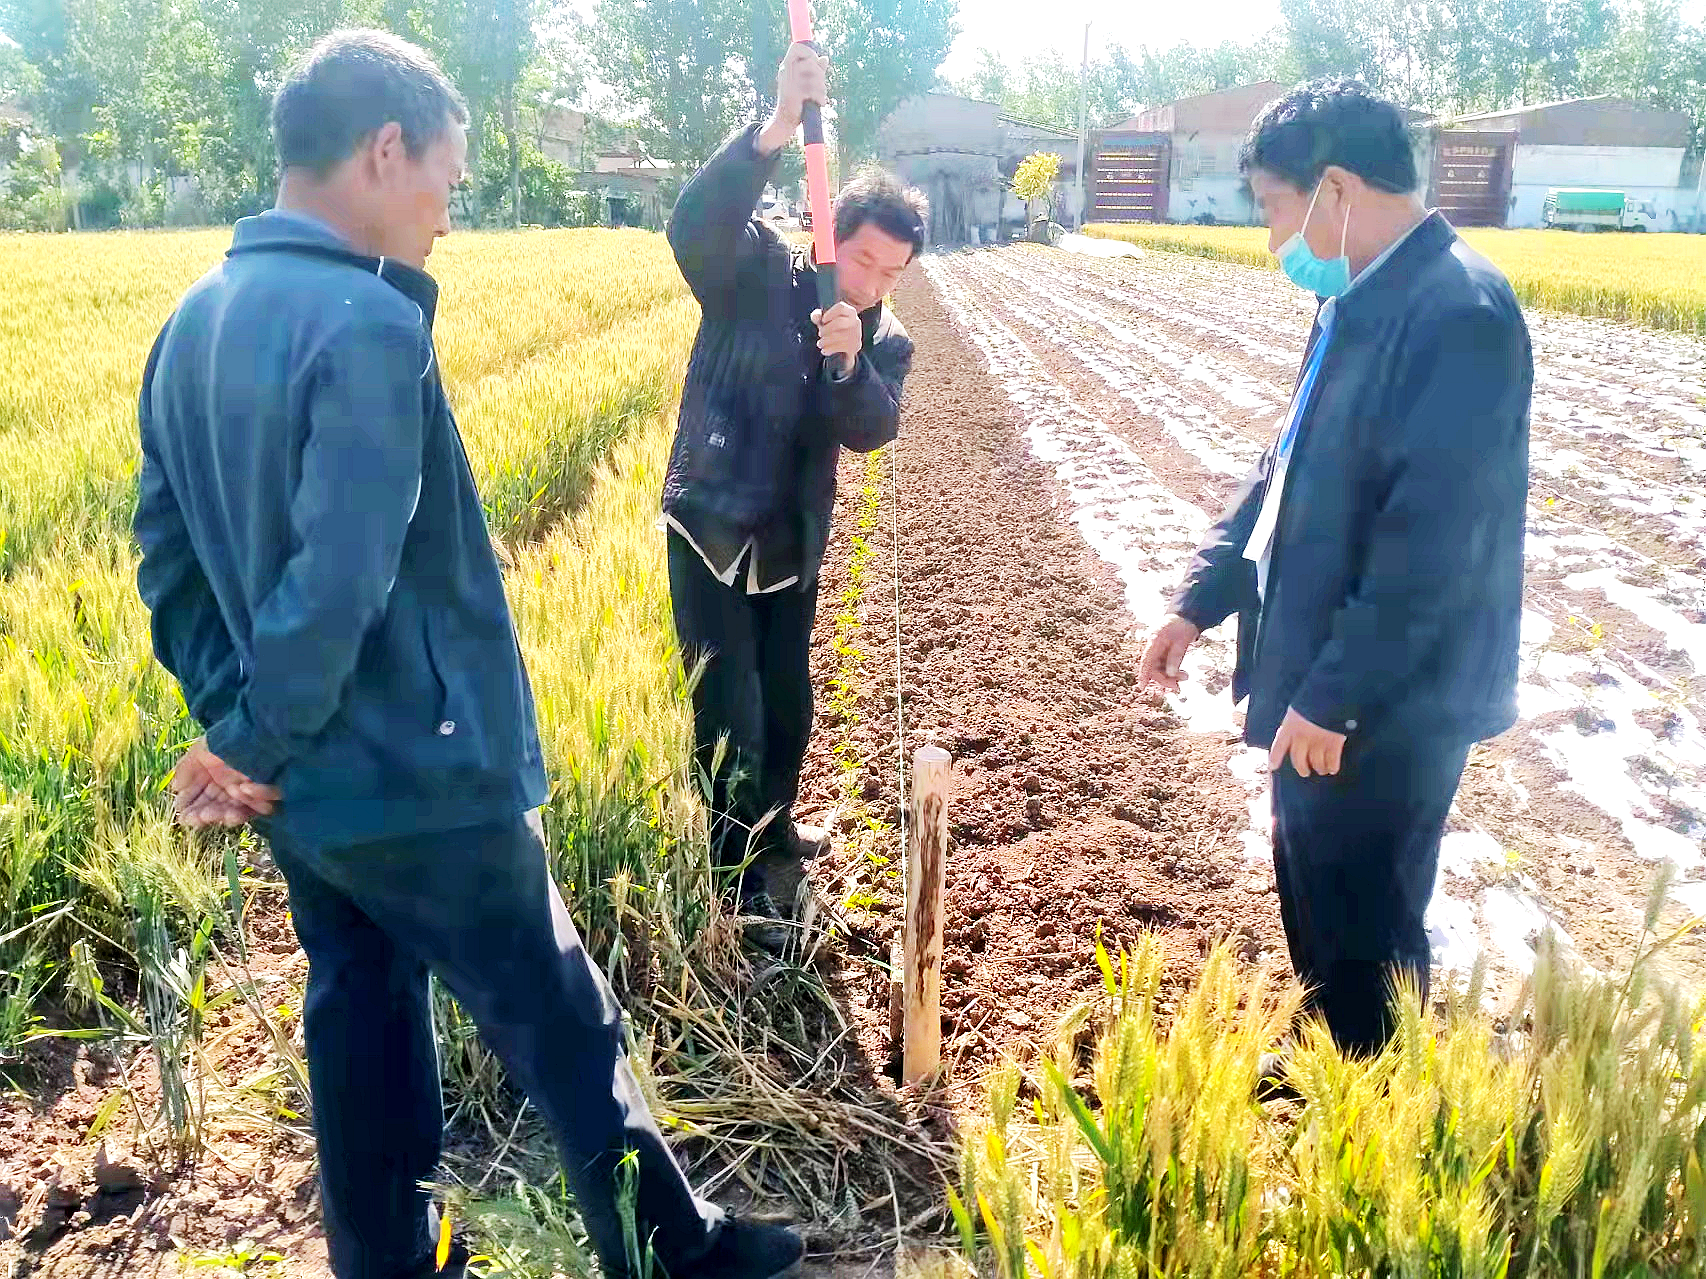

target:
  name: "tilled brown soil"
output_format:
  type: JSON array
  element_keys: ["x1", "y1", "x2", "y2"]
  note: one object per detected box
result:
[
  {"x1": 0, "y1": 897, "x2": 332, "y2": 1277},
  {"x1": 793, "y1": 267, "x2": 1284, "y2": 1091}
]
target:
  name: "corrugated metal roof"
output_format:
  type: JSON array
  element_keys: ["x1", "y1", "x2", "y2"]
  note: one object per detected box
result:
[
  {"x1": 1440, "y1": 95, "x2": 1690, "y2": 148},
  {"x1": 999, "y1": 114, "x2": 1079, "y2": 139},
  {"x1": 914, "y1": 90, "x2": 1003, "y2": 110},
  {"x1": 1111, "y1": 83, "x2": 1435, "y2": 136}
]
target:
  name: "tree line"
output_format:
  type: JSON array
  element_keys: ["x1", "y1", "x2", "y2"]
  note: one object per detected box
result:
[
  {"x1": 0, "y1": 0, "x2": 560, "y2": 228},
  {"x1": 0, "y1": 0, "x2": 955, "y2": 230},
  {"x1": 1, "y1": 0, "x2": 1703, "y2": 232},
  {"x1": 957, "y1": 0, "x2": 1706, "y2": 153}
]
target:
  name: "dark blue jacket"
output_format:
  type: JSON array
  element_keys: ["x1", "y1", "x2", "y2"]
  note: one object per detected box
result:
[
  {"x1": 1172, "y1": 213, "x2": 1532, "y2": 749},
  {"x1": 664, "y1": 124, "x2": 913, "y2": 590},
  {"x1": 135, "y1": 211, "x2": 547, "y2": 852}
]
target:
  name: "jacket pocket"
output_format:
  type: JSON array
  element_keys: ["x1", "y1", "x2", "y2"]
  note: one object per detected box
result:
[
  {"x1": 418, "y1": 609, "x2": 501, "y2": 772},
  {"x1": 421, "y1": 614, "x2": 452, "y2": 725}
]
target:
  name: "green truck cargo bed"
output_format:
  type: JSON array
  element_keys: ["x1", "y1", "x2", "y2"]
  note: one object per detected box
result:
[{"x1": 1549, "y1": 189, "x2": 1627, "y2": 213}]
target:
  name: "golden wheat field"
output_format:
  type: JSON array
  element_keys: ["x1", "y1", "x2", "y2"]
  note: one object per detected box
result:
[
  {"x1": 0, "y1": 227, "x2": 702, "y2": 1063},
  {"x1": 1083, "y1": 222, "x2": 1706, "y2": 332},
  {"x1": 0, "y1": 225, "x2": 928, "y2": 1274}
]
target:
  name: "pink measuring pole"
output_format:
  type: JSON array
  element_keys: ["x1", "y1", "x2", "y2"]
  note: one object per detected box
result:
[{"x1": 786, "y1": 0, "x2": 838, "y2": 276}]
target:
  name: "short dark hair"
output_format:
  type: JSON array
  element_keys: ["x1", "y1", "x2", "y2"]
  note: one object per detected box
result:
[
  {"x1": 273, "y1": 29, "x2": 468, "y2": 177},
  {"x1": 834, "y1": 168, "x2": 929, "y2": 259},
  {"x1": 1241, "y1": 78, "x2": 1418, "y2": 195}
]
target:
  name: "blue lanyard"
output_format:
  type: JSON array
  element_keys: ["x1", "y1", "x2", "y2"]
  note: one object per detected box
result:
[{"x1": 1273, "y1": 300, "x2": 1338, "y2": 469}]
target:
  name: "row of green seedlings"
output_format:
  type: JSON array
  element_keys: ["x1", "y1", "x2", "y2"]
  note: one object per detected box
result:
[
  {"x1": 950, "y1": 866, "x2": 1706, "y2": 1279},
  {"x1": 826, "y1": 449, "x2": 897, "y2": 913}
]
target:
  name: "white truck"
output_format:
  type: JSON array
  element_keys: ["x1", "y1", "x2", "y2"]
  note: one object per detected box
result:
[{"x1": 1543, "y1": 188, "x2": 1660, "y2": 232}]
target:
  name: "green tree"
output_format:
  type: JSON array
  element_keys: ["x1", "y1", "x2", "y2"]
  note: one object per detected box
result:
[
  {"x1": 2, "y1": 0, "x2": 342, "y2": 224},
  {"x1": 526, "y1": 11, "x2": 589, "y2": 123},
  {"x1": 815, "y1": 0, "x2": 956, "y2": 176},
  {"x1": 485, "y1": 0, "x2": 541, "y2": 228},
  {"x1": 194, "y1": 0, "x2": 345, "y2": 215},
  {"x1": 582, "y1": 0, "x2": 753, "y2": 172},
  {"x1": 0, "y1": 128, "x2": 66, "y2": 229},
  {"x1": 1, "y1": 0, "x2": 99, "y2": 180},
  {"x1": 1121, "y1": 39, "x2": 1281, "y2": 113},
  {"x1": 949, "y1": 47, "x2": 1099, "y2": 131},
  {"x1": 1584, "y1": 0, "x2": 1706, "y2": 151},
  {"x1": 0, "y1": 35, "x2": 44, "y2": 102},
  {"x1": 949, "y1": 36, "x2": 1281, "y2": 134},
  {"x1": 1011, "y1": 148, "x2": 1058, "y2": 238},
  {"x1": 1550, "y1": 0, "x2": 1621, "y2": 98},
  {"x1": 1278, "y1": 0, "x2": 1392, "y2": 90},
  {"x1": 956, "y1": 46, "x2": 1010, "y2": 103},
  {"x1": 478, "y1": 111, "x2": 578, "y2": 223},
  {"x1": 1003, "y1": 49, "x2": 1079, "y2": 129}
]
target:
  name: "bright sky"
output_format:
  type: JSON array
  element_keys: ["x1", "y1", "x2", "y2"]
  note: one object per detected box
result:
[{"x1": 940, "y1": 0, "x2": 1286, "y2": 81}]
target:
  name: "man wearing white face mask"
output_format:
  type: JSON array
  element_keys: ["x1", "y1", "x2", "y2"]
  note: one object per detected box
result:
[{"x1": 1138, "y1": 79, "x2": 1532, "y2": 1061}]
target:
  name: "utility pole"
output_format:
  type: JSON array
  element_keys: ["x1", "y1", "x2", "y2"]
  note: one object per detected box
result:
[
  {"x1": 1694, "y1": 146, "x2": 1705, "y2": 233},
  {"x1": 1075, "y1": 22, "x2": 1091, "y2": 229}
]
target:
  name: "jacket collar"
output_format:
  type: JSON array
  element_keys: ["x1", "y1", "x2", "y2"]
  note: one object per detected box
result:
[
  {"x1": 1331, "y1": 210, "x2": 1456, "y2": 321},
  {"x1": 226, "y1": 208, "x2": 441, "y2": 330}
]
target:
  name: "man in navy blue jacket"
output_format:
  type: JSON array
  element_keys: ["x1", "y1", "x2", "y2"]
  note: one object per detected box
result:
[
  {"x1": 1140, "y1": 80, "x2": 1532, "y2": 1059},
  {"x1": 135, "y1": 29, "x2": 800, "y2": 1279}
]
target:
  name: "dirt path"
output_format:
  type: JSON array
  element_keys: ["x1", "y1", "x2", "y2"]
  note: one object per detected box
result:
[
  {"x1": 794, "y1": 266, "x2": 1283, "y2": 1096},
  {"x1": 885, "y1": 243, "x2": 1706, "y2": 1008}
]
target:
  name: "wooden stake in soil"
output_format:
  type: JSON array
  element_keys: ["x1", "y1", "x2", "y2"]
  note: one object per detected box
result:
[{"x1": 903, "y1": 745, "x2": 952, "y2": 1086}]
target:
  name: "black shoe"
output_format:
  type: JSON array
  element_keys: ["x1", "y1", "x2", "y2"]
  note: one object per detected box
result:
[
  {"x1": 685, "y1": 1218, "x2": 805, "y2": 1279},
  {"x1": 737, "y1": 890, "x2": 792, "y2": 954},
  {"x1": 1255, "y1": 1051, "x2": 1302, "y2": 1103}
]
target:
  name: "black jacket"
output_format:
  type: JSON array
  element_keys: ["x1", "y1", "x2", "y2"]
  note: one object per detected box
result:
[
  {"x1": 135, "y1": 211, "x2": 548, "y2": 852},
  {"x1": 664, "y1": 124, "x2": 913, "y2": 590},
  {"x1": 1172, "y1": 213, "x2": 1532, "y2": 749}
]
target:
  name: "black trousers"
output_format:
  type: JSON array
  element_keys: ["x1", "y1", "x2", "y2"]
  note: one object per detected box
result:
[
  {"x1": 270, "y1": 813, "x2": 722, "y2": 1279},
  {"x1": 1270, "y1": 727, "x2": 1470, "y2": 1057},
  {"x1": 666, "y1": 530, "x2": 817, "y2": 894}
]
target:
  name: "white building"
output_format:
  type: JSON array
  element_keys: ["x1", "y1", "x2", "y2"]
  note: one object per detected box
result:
[
  {"x1": 1435, "y1": 96, "x2": 1697, "y2": 230},
  {"x1": 874, "y1": 92, "x2": 1083, "y2": 244},
  {"x1": 536, "y1": 104, "x2": 589, "y2": 171},
  {"x1": 586, "y1": 152, "x2": 672, "y2": 228},
  {"x1": 1100, "y1": 81, "x2": 1286, "y2": 226}
]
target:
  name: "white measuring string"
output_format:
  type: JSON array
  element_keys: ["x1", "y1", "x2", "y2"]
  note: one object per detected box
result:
[{"x1": 891, "y1": 433, "x2": 908, "y2": 875}]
